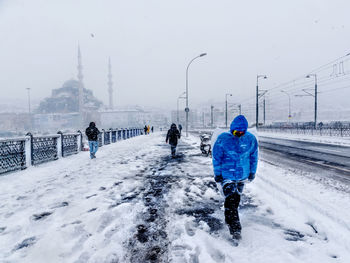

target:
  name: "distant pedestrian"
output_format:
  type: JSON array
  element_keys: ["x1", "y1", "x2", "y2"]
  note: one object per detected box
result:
[
  {"x1": 85, "y1": 122, "x2": 100, "y2": 159},
  {"x1": 147, "y1": 125, "x2": 151, "y2": 135},
  {"x1": 166, "y1": 123, "x2": 181, "y2": 157},
  {"x1": 212, "y1": 115, "x2": 258, "y2": 240},
  {"x1": 178, "y1": 124, "x2": 182, "y2": 135},
  {"x1": 144, "y1": 125, "x2": 148, "y2": 135},
  {"x1": 151, "y1": 126, "x2": 154, "y2": 133}
]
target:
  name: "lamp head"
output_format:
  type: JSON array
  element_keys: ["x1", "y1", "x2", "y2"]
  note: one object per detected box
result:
[{"x1": 200, "y1": 53, "x2": 207, "y2": 57}]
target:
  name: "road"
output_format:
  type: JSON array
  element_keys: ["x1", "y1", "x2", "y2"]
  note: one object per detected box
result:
[{"x1": 259, "y1": 136, "x2": 350, "y2": 177}]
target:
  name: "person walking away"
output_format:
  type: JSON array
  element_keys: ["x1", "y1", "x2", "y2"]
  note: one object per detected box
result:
[
  {"x1": 147, "y1": 125, "x2": 151, "y2": 135},
  {"x1": 178, "y1": 124, "x2": 182, "y2": 135},
  {"x1": 151, "y1": 126, "x2": 154, "y2": 133},
  {"x1": 166, "y1": 123, "x2": 181, "y2": 157},
  {"x1": 212, "y1": 115, "x2": 258, "y2": 240},
  {"x1": 144, "y1": 125, "x2": 148, "y2": 135},
  {"x1": 85, "y1": 122, "x2": 100, "y2": 159}
]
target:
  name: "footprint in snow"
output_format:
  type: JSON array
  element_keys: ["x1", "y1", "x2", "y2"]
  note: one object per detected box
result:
[
  {"x1": 13, "y1": 236, "x2": 37, "y2": 251},
  {"x1": 32, "y1": 212, "x2": 53, "y2": 221}
]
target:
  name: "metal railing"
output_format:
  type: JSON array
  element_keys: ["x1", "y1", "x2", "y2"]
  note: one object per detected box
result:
[
  {"x1": 259, "y1": 126, "x2": 350, "y2": 137},
  {"x1": 0, "y1": 128, "x2": 143, "y2": 175},
  {"x1": 0, "y1": 137, "x2": 27, "y2": 174}
]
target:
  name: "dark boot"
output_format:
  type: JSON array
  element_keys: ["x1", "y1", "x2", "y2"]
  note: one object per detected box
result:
[{"x1": 224, "y1": 192, "x2": 242, "y2": 239}]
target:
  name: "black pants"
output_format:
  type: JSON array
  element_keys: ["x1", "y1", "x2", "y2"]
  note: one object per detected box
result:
[
  {"x1": 170, "y1": 144, "x2": 177, "y2": 156},
  {"x1": 223, "y1": 187, "x2": 242, "y2": 234}
]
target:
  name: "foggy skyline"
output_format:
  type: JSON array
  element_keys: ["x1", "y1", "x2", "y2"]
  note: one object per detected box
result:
[{"x1": 1, "y1": 0, "x2": 350, "y2": 111}]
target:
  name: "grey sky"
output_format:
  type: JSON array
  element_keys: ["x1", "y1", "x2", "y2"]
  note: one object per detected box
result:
[{"x1": 0, "y1": 0, "x2": 349, "y2": 110}]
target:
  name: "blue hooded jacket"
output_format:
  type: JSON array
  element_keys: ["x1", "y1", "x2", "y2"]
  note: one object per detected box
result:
[{"x1": 212, "y1": 115, "x2": 258, "y2": 182}]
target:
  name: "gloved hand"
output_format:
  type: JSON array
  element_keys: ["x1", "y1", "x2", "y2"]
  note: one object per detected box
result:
[
  {"x1": 214, "y1": 175, "x2": 223, "y2": 183},
  {"x1": 248, "y1": 173, "x2": 255, "y2": 182}
]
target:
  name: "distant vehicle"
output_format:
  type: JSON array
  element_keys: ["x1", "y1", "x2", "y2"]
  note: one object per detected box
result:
[{"x1": 200, "y1": 133, "x2": 211, "y2": 157}]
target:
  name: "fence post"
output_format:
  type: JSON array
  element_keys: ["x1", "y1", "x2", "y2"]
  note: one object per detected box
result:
[
  {"x1": 24, "y1": 133, "x2": 32, "y2": 168},
  {"x1": 57, "y1": 131, "x2": 63, "y2": 158},
  {"x1": 101, "y1": 129, "x2": 105, "y2": 145},
  {"x1": 25, "y1": 132, "x2": 34, "y2": 166},
  {"x1": 109, "y1": 128, "x2": 113, "y2": 143},
  {"x1": 77, "y1": 130, "x2": 83, "y2": 151}
]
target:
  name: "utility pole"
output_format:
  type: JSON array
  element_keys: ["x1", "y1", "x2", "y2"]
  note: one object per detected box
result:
[
  {"x1": 256, "y1": 75, "x2": 267, "y2": 128},
  {"x1": 202, "y1": 112, "x2": 205, "y2": 128},
  {"x1": 298, "y1": 74, "x2": 317, "y2": 129},
  {"x1": 281, "y1": 90, "x2": 292, "y2": 122},
  {"x1": 107, "y1": 57, "x2": 114, "y2": 109},
  {"x1": 26, "y1": 88, "x2": 32, "y2": 129},
  {"x1": 177, "y1": 92, "x2": 186, "y2": 124},
  {"x1": 225, "y1": 93, "x2": 232, "y2": 128},
  {"x1": 263, "y1": 97, "x2": 266, "y2": 125},
  {"x1": 210, "y1": 105, "x2": 214, "y2": 128},
  {"x1": 239, "y1": 104, "x2": 242, "y2": 115}
]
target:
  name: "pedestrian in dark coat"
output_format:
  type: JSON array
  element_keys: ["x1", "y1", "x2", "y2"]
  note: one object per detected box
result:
[
  {"x1": 166, "y1": 123, "x2": 181, "y2": 157},
  {"x1": 144, "y1": 125, "x2": 148, "y2": 135},
  {"x1": 85, "y1": 122, "x2": 100, "y2": 159},
  {"x1": 178, "y1": 124, "x2": 182, "y2": 135}
]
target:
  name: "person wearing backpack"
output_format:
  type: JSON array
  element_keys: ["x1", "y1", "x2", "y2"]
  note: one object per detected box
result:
[
  {"x1": 85, "y1": 122, "x2": 100, "y2": 159},
  {"x1": 166, "y1": 123, "x2": 181, "y2": 157},
  {"x1": 212, "y1": 115, "x2": 258, "y2": 240}
]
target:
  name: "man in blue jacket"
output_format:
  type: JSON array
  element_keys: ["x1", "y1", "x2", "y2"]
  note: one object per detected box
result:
[{"x1": 212, "y1": 115, "x2": 258, "y2": 239}]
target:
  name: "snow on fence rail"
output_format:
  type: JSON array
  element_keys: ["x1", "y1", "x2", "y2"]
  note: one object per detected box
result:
[
  {"x1": 0, "y1": 128, "x2": 143, "y2": 175},
  {"x1": 259, "y1": 126, "x2": 350, "y2": 137}
]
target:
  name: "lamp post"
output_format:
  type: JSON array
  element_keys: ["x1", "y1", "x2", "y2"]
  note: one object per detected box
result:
[
  {"x1": 177, "y1": 92, "x2": 186, "y2": 124},
  {"x1": 225, "y1": 93, "x2": 232, "y2": 128},
  {"x1": 185, "y1": 53, "x2": 207, "y2": 137},
  {"x1": 26, "y1": 88, "x2": 31, "y2": 114},
  {"x1": 26, "y1": 88, "x2": 32, "y2": 129},
  {"x1": 256, "y1": 75, "x2": 267, "y2": 128},
  {"x1": 281, "y1": 90, "x2": 292, "y2": 122},
  {"x1": 306, "y1": 74, "x2": 318, "y2": 129}
]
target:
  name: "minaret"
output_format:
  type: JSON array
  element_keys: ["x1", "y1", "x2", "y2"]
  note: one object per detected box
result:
[
  {"x1": 108, "y1": 57, "x2": 114, "y2": 109},
  {"x1": 77, "y1": 45, "x2": 84, "y2": 115}
]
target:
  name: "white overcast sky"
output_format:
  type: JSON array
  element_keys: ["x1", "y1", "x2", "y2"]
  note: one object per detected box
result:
[{"x1": 0, "y1": 0, "x2": 349, "y2": 109}]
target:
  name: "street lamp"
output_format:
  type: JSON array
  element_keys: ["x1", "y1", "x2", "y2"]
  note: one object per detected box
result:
[
  {"x1": 225, "y1": 93, "x2": 232, "y2": 128},
  {"x1": 256, "y1": 75, "x2": 267, "y2": 128},
  {"x1": 177, "y1": 92, "x2": 186, "y2": 124},
  {"x1": 306, "y1": 74, "x2": 318, "y2": 129},
  {"x1": 26, "y1": 88, "x2": 32, "y2": 129},
  {"x1": 281, "y1": 90, "x2": 291, "y2": 122},
  {"x1": 185, "y1": 53, "x2": 207, "y2": 137}
]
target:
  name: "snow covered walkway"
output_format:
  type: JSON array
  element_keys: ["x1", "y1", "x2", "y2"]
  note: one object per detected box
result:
[{"x1": 0, "y1": 132, "x2": 350, "y2": 263}]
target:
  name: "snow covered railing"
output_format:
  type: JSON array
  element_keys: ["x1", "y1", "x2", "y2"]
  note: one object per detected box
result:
[
  {"x1": 0, "y1": 128, "x2": 143, "y2": 175},
  {"x1": 259, "y1": 126, "x2": 350, "y2": 137}
]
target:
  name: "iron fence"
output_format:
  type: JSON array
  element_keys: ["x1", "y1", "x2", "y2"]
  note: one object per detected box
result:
[
  {"x1": 259, "y1": 126, "x2": 350, "y2": 137},
  {"x1": 31, "y1": 135, "x2": 59, "y2": 165},
  {"x1": 111, "y1": 130, "x2": 117, "y2": 143},
  {"x1": 104, "y1": 131, "x2": 111, "y2": 145},
  {"x1": 61, "y1": 133, "x2": 80, "y2": 157},
  {"x1": 1, "y1": 128, "x2": 142, "y2": 175},
  {"x1": 0, "y1": 137, "x2": 26, "y2": 174}
]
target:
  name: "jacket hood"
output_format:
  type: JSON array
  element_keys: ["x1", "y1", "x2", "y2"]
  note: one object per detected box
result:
[
  {"x1": 89, "y1": 122, "x2": 96, "y2": 128},
  {"x1": 170, "y1": 123, "x2": 177, "y2": 129},
  {"x1": 230, "y1": 115, "x2": 248, "y2": 133}
]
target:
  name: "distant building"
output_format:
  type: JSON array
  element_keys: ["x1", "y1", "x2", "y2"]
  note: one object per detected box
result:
[{"x1": 36, "y1": 79, "x2": 102, "y2": 114}]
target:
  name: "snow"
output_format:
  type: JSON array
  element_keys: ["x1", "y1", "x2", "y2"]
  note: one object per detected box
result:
[
  {"x1": 258, "y1": 130, "x2": 350, "y2": 147},
  {"x1": 0, "y1": 132, "x2": 349, "y2": 262}
]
